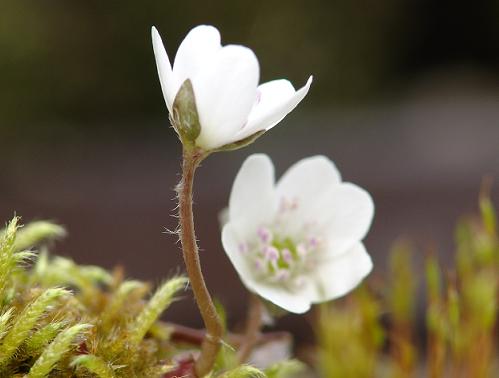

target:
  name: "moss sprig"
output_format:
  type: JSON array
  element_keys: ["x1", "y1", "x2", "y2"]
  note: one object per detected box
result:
[
  {"x1": 0, "y1": 217, "x2": 188, "y2": 377},
  {"x1": 315, "y1": 195, "x2": 499, "y2": 377}
]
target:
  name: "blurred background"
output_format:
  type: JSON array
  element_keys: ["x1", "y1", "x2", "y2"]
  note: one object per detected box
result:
[{"x1": 1, "y1": 0, "x2": 499, "y2": 337}]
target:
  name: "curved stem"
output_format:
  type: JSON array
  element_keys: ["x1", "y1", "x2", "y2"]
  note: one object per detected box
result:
[
  {"x1": 237, "y1": 293, "x2": 264, "y2": 363},
  {"x1": 177, "y1": 147, "x2": 223, "y2": 377}
]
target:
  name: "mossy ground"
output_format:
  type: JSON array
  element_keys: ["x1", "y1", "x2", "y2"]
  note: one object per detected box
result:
[
  {"x1": 1, "y1": 193, "x2": 497, "y2": 377},
  {"x1": 0, "y1": 218, "x2": 301, "y2": 378},
  {"x1": 315, "y1": 193, "x2": 499, "y2": 377}
]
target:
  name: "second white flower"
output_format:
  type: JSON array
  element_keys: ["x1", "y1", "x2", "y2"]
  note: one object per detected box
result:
[{"x1": 222, "y1": 154, "x2": 374, "y2": 314}]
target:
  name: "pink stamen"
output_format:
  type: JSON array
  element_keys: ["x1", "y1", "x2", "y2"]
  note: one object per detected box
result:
[
  {"x1": 282, "y1": 248, "x2": 293, "y2": 264},
  {"x1": 257, "y1": 227, "x2": 272, "y2": 243},
  {"x1": 275, "y1": 269, "x2": 290, "y2": 281},
  {"x1": 263, "y1": 246, "x2": 279, "y2": 262},
  {"x1": 308, "y1": 237, "x2": 319, "y2": 249}
]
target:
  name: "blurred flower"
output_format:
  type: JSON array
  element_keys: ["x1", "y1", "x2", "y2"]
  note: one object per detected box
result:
[
  {"x1": 249, "y1": 336, "x2": 292, "y2": 369},
  {"x1": 151, "y1": 25, "x2": 312, "y2": 150},
  {"x1": 222, "y1": 154, "x2": 374, "y2": 313}
]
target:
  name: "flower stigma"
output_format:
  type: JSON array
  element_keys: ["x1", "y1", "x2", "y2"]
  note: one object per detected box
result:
[{"x1": 241, "y1": 197, "x2": 323, "y2": 289}]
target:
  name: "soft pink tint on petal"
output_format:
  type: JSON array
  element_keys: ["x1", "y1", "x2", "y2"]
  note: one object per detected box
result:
[
  {"x1": 193, "y1": 45, "x2": 259, "y2": 149},
  {"x1": 242, "y1": 79, "x2": 295, "y2": 131},
  {"x1": 151, "y1": 27, "x2": 176, "y2": 112},
  {"x1": 237, "y1": 76, "x2": 312, "y2": 140}
]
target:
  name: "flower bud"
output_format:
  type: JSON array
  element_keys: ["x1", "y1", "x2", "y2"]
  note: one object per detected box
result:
[{"x1": 171, "y1": 79, "x2": 201, "y2": 146}]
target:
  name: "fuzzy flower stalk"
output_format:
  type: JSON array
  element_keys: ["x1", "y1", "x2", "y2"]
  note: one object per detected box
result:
[
  {"x1": 222, "y1": 154, "x2": 374, "y2": 313},
  {"x1": 151, "y1": 25, "x2": 311, "y2": 376}
]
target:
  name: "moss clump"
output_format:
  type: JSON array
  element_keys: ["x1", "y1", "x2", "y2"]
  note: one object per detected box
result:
[
  {"x1": 315, "y1": 196, "x2": 499, "y2": 378},
  {"x1": 5, "y1": 198, "x2": 497, "y2": 378},
  {"x1": 0, "y1": 217, "x2": 189, "y2": 377},
  {"x1": 0, "y1": 217, "x2": 302, "y2": 378}
]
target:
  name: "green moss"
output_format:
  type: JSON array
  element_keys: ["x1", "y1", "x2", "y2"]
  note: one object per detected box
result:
[
  {"x1": 4, "y1": 195, "x2": 497, "y2": 378},
  {"x1": 27, "y1": 324, "x2": 92, "y2": 378},
  {"x1": 0, "y1": 217, "x2": 298, "y2": 378},
  {"x1": 128, "y1": 277, "x2": 188, "y2": 346},
  {"x1": 316, "y1": 196, "x2": 499, "y2": 377},
  {"x1": 0, "y1": 217, "x2": 187, "y2": 377},
  {"x1": 0, "y1": 287, "x2": 70, "y2": 366}
]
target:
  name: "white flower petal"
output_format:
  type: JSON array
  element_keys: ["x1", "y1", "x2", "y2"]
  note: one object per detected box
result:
[
  {"x1": 228, "y1": 154, "x2": 277, "y2": 236},
  {"x1": 221, "y1": 223, "x2": 253, "y2": 286},
  {"x1": 222, "y1": 154, "x2": 375, "y2": 314},
  {"x1": 172, "y1": 25, "x2": 221, "y2": 95},
  {"x1": 236, "y1": 79, "x2": 294, "y2": 135},
  {"x1": 276, "y1": 155, "x2": 341, "y2": 204},
  {"x1": 236, "y1": 76, "x2": 313, "y2": 140},
  {"x1": 193, "y1": 45, "x2": 260, "y2": 149},
  {"x1": 310, "y1": 242, "x2": 373, "y2": 303},
  {"x1": 151, "y1": 27, "x2": 176, "y2": 112},
  {"x1": 317, "y1": 183, "x2": 374, "y2": 255},
  {"x1": 245, "y1": 280, "x2": 312, "y2": 314}
]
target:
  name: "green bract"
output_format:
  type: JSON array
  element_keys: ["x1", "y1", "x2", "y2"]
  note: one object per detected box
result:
[{"x1": 172, "y1": 79, "x2": 202, "y2": 145}]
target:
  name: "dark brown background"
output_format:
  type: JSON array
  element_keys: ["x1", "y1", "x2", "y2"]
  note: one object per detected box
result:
[{"x1": 1, "y1": 0, "x2": 499, "y2": 336}]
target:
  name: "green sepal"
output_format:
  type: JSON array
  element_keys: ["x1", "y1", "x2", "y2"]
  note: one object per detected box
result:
[
  {"x1": 214, "y1": 130, "x2": 265, "y2": 153},
  {"x1": 172, "y1": 79, "x2": 202, "y2": 146}
]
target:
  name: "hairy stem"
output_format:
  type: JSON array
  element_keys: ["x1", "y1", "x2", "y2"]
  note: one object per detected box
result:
[
  {"x1": 238, "y1": 293, "x2": 264, "y2": 363},
  {"x1": 178, "y1": 147, "x2": 223, "y2": 377}
]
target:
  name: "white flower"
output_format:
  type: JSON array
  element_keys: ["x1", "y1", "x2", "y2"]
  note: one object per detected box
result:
[
  {"x1": 222, "y1": 154, "x2": 374, "y2": 314},
  {"x1": 151, "y1": 25, "x2": 312, "y2": 150}
]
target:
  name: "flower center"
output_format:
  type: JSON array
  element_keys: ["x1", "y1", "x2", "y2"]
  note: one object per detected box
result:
[{"x1": 239, "y1": 197, "x2": 322, "y2": 289}]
